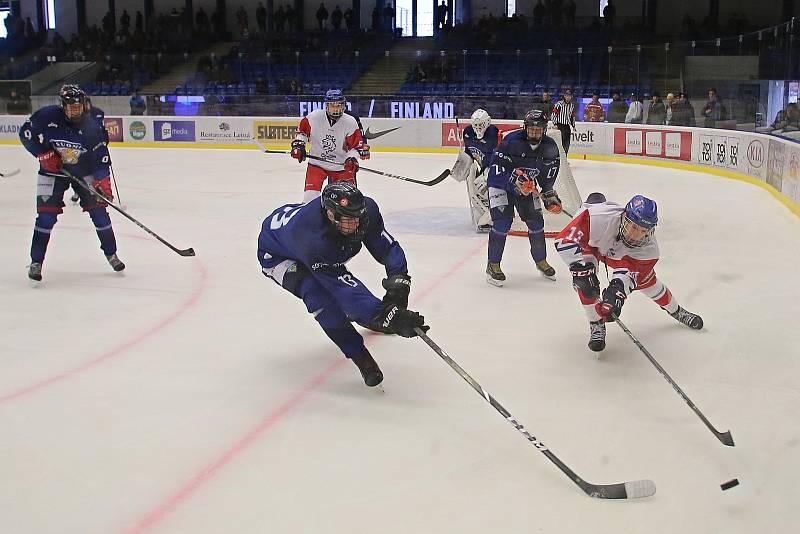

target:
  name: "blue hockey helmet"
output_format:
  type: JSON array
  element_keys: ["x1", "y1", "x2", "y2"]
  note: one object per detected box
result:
[
  {"x1": 321, "y1": 182, "x2": 368, "y2": 239},
  {"x1": 59, "y1": 84, "x2": 88, "y2": 121},
  {"x1": 324, "y1": 89, "x2": 346, "y2": 118},
  {"x1": 619, "y1": 195, "x2": 658, "y2": 247}
]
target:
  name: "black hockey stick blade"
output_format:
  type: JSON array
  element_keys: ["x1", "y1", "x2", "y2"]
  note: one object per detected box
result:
[
  {"x1": 64, "y1": 171, "x2": 196, "y2": 257},
  {"x1": 0, "y1": 169, "x2": 21, "y2": 178},
  {"x1": 414, "y1": 327, "x2": 656, "y2": 499},
  {"x1": 615, "y1": 319, "x2": 734, "y2": 447}
]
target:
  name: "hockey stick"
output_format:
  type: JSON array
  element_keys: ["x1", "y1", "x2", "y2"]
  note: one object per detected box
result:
[
  {"x1": 255, "y1": 141, "x2": 450, "y2": 186},
  {"x1": 63, "y1": 170, "x2": 195, "y2": 257},
  {"x1": 414, "y1": 327, "x2": 657, "y2": 499},
  {"x1": 614, "y1": 318, "x2": 734, "y2": 447},
  {"x1": 110, "y1": 165, "x2": 123, "y2": 208},
  {"x1": 0, "y1": 169, "x2": 21, "y2": 178}
]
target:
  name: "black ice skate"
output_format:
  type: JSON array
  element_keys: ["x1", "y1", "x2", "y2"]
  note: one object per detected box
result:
[
  {"x1": 535, "y1": 259, "x2": 556, "y2": 281},
  {"x1": 669, "y1": 306, "x2": 704, "y2": 330},
  {"x1": 106, "y1": 254, "x2": 126, "y2": 272},
  {"x1": 476, "y1": 224, "x2": 492, "y2": 234},
  {"x1": 588, "y1": 320, "x2": 606, "y2": 352},
  {"x1": 350, "y1": 349, "x2": 383, "y2": 387},
  {"x1": 486, "y1": 262, "x2": 505, "y2": 287},
  {"x1": 28, "y1": 262, "x2": 42, "y2": 282}
]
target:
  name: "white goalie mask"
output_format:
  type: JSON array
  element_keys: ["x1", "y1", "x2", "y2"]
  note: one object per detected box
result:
[{"x1": 470, "y1": 109, "x2": 491, "y2": 139}]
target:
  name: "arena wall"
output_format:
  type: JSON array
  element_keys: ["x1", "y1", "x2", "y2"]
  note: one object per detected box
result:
[{"x1": 1, "y1": 114, "x2": 798, "y2": 216}]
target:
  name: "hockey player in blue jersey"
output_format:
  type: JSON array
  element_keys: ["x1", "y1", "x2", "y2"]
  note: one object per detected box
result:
[
  {"x1": 19, "y1": 84, "x2": 124, "y2": 282},
  {"x1": 257, "y1": 182, "x2": 428, "y2": 387},
  {"x1": 485, "y1": 109, "x2": 563, "y2": 286},
  {"x1": 452, "y1": 109, "x2": 502, "y2": 232}
]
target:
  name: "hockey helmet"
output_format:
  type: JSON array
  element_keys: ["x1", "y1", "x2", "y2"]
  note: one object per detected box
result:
[
  {"x1": 324, "y1": 89, "x2": 346, "y2": 119},
  {"x1": 59, "y1": 84, "x2": 88, "y2": 121},
  {"x1": 619, "y1": 195, "x2": 658, "y2": 248},
  {"x1": 470, "y1": 109, "x2": 491, "y2": 139},
  {"x1": 321, "y1": 182, "x2": 368, "y2": 238},
  {"x1": 523, "y1": 109, "x2": 547, "y2": 145}
]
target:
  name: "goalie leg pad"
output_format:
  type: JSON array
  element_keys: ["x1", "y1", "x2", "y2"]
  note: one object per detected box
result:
[{"x1": 451, "y1": 151, "x2": 476, "y2": 183}]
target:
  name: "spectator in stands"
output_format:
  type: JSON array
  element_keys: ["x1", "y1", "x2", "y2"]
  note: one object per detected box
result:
[
  {"x1": 135, "y1": 10, "x2": 144, "y2": 32},
  {"x1": 671, "y1": 92, "x2": 696, "y2": 126},
  {"x1": 583, "y1": 92, "x2": 605, "y2": 122},
  {"x1": 332, "y1": 6, "x2": 344, "y2": 31},
  {"x1": 533, "y1": 0, "x2": 546, "y2": 26},
  {"x1": 625, "y1": 93, "x2": 643, "y2": 123},
  {"x1": 607, "y1": 91, "x2": 628, "y2": 123},
  {"x1": 383, "y1": 3, "x2": 395, "y2": 32},
  {"x1": 780, "y1": 103, "x2": 800, "y2": 130},
  {"x1": 120, "y1": 10, "x2": 131, "y2": 32},
  {"x1": 4, "y1": 89, "x2": 32, "y2": 115},
  {"x1": 372, "y1": 6, "x2": 381, "y2": 31},
  {"x1": 257, "y1": 3, "x2": 268, "y2": 33},
  {"x1": 603, "y1": 0, "x2": 616, "y2": 27},
  {"x1": 275, "y1": 6, "x2": 286, "y2": 32},
  {"x1": 565, "y1": 0, "x2": 576, "y2": 27},
  {"x1": 530, "y1": 91, "x2": 553, "y2": 119},
  {"x1": 236, "y1": 6, "x2": 249, "y2": 37},
  {"x1": 701, "y1": 87, "x2": 727, "y2": 128},
  {"x1": 664, "y1": 92, "x2": 675, "y2": 125},
  {"x1": 317, "y1": 3, "x2": 329, "y2": 30},
  {"x1": 285, "y1": 4, "x2": 297, "y2": 32},
  {"x1": 437, "y1": 1, "x2": 449, "y2": 32},
  {"x1": 344, "y1": 7, "x2": 355, "y2": 32},
  {"x1": 256, "y1": 78, "x2": 268, "y2": 94},
  {"x1": 25, "y1": 17, "x2": 35, "y2": 41},
  {"x1": 103, "y1": 11, "x2": 115, "y2": 33},
  {"x1": 129, "y1": 91, "x2": 146, "y2": 115},
  {"x1": 646, "y1": 92, "x2": 666, "y2": 125}
]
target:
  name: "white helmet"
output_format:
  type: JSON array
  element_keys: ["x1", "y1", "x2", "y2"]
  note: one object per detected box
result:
[{"x1": 470, "y1": 109, "x2": 491, "y2": 139}]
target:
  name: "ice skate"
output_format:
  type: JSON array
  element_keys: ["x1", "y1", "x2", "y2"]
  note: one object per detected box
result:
[
  {"x1": 486, "y1": 262, "x2": 505, "y2": 287},
  {"x1": 28, "y1": 262, "x2": 42, "y2": 282},
  {"x1": 350, "y1": 349, "x2": 383, "y2": 387},
  {"x1": 476, "y1": 224, "x2": 492, "y2": 234},
  {"x1": 535, "y1": 259, "x2": 556, "y2": 281},
  {"x1": 669, "y1": 306, "x2": 703, "y2": 330},
  {"x1": 588, "y1": 320, "x2": 606, "y2": 352},
  {"x1": 106, "y1": 253, "x2": 126, "y2": 272}
]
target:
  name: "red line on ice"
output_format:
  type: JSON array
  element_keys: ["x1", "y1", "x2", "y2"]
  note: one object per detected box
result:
[{"x1": 126, "y1": 239, "x2": 485, "y2": 534}]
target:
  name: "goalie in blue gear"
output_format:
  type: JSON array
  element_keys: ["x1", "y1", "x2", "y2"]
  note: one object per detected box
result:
[
  {"x1": 484, "y1": 109, "x2": 562, "y2": 286},
  {"x1": 257, "y1": 182, "x2": 429, "y2": 387}
]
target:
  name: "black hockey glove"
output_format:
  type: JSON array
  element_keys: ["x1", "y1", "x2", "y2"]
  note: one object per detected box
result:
[
  {"x1": 290, "y1": 140, "x2": 306, "y2": 163},
  {"x1": 542, "y1": 190, "x2": 562, "y2": 214},
  {"x1": 381, "y1": 273, "x2": 411, "y2": 309},
  {"x1": 374, "y1": 303, "x2": 429, "y2": 338},
  {"x1": 568, "y1": 261, "x2": 600, "y2": 300},
  {"x1": 596, "y1": 279, "x2": 627, "y2": 321}
]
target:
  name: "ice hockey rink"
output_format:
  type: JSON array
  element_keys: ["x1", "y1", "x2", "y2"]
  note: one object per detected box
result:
[{"x1": 1, "y1": 144, "x2": 799, "y2": 534}]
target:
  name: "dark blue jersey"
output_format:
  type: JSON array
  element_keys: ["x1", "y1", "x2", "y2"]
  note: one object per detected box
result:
[
  {"x1": 463, "y1": 124, "x2": 500, "y2": 170},
  {"x1": 488, "y1": 129, "x2": 560, "y2": 194},
  {"x1": 19, "y1": 105, "x2": 111, "y2": 181},
  {"x1": 257, "y1": 198, "x2": 408, "y2": 324}
]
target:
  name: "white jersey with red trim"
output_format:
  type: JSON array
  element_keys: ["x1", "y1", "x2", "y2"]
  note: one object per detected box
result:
[
  {"x1": 296, "y1": 109, "x2": 362, "y2": 172},
  {"x1": 555, "y1": 201, "x2": 660, "y2": 295}
]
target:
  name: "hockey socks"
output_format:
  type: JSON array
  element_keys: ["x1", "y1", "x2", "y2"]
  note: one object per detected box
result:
[
  {"x1": 30, "y1": 212, "x2": 57, "y2": 264},
  {"x1": 88, "y1": 207, "x2": 118, "y2": 256}
]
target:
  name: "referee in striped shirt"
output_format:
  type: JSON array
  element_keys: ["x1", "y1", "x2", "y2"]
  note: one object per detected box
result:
[{"x1": 551, "y1": 89, "x2": 576, "y2": 154}]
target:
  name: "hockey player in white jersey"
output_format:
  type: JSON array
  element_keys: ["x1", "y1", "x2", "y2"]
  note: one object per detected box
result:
[
  {"x1": 554, "y1": 193, "x2": 703, "y2": 352},
  {"x1": 291, "y1": 89, "x2": 364, "y2": 203}
]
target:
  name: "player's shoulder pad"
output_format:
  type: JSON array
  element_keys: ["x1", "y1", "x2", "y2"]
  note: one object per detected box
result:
[
  {"x1": 31, "y1": 105, "x2": 63, "y2": 123},
  {"x1": 486, "y1": 124, "x2": 500, "y2": 135},
  {"x1": 539, "y1": 136, "x2": 560, "y2": 158},
  {"x1": 503, "y1": 129, "x2": 526, "y2": 143}
]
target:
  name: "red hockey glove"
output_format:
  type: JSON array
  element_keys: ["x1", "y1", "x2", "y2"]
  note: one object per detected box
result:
[
  {"x1": 343, "y1": 157, "x2": 359, "y2": 180},
  {"x1": 542, "y1": 190, "x2": 562, "y2": 213},
  {"x1": 357, "y1": 141, "x2": 371, "y2": 160},
  {"x1": 595, "y1": 279, "x2": 627, "y2": 321},
  {"x1": 93, "y1": 176, "x2": 113, "y2": 200},
  {"x1": 37, "y1": 150, "x2": 62, "y2": 174},
  {"x1": 290, "y1": 140, "x2": 306, "y2": 163}
]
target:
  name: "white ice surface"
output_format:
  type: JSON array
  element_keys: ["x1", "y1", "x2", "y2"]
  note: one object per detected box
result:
[{"x1": 1, "y1": 145, "x2": 799, "y2": 534}]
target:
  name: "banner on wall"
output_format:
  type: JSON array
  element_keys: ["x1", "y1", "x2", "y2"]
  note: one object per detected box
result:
[
  {"x1": 253, "y1": 120, "x2": 299, "y2": 142},
  {"x1": 154, "y1": 120, "x2": 196, "y2": 142},
  {"x1": 440, "y1": 122, "x2": 519, "y2": 147},
  {"x1": 0, "y1": 116, "x2": 22, "y2": 140},
  {"x1": 127, "y1": 119, "x2": 148, "y2": 141},
  {"x1": 198, "y1": 119, "x2": 252, "y2": 143},
  {"x1": 103, "y1": 118, "x2": 123, "y2": 142},
  {"x1": 613, "y1": 128, "x2": 692, "y2": 161}
]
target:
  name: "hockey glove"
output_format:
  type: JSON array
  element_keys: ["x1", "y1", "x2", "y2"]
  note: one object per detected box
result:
[
  {"x1": 512, "y1": 168, "x2": 539, "y2": 196},
  {"x1": 374, "y1": 303, "x2": 428, "y2": 338},
  {"x1": 290, "y1": 140, "x2": 306, "y2": 163},
  {"x1": 381, "y1": 273, "x2": 411, "y2": 309},
  {"x1": 596, "y1": 279, "x2": 627, "y2": 321},
  {"x1": 357, "y1": 141, "x2": 371, "y2": 160},
  {"x1": 343, "y1": 157, "x2": 359, "y2": 180},
  {"x1": 542, "y1": 190, "x2": 562, "y2": 213},
  {"x1": 569, "y1": 261, "x2": 600, "y2": 300},
  {"x1": 37, "y1": 149, "x2": 62, "y2": 174},
  {"x1": 93, "y1": 176, "x2": 113, "y2": 200}
]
